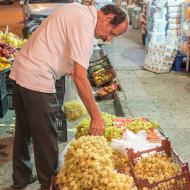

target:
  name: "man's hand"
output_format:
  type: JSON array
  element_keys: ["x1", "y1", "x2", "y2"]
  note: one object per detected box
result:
[{"x1": 89, "y1": 118, "x2": 105, "y2": 136}]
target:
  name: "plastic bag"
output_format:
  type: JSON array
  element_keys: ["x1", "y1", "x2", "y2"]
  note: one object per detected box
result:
[
  {"x1": 111, "y1": 130, "x2": 161, "y2": 154},
  {"x1": 62, "y1": 76, "x2": 86, "y2": 122},
  {"x1": 58, "y1": 143, "x2": 70, "y2": 168}
]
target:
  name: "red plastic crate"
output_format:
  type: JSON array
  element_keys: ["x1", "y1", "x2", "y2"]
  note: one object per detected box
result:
[{"x1": 128, "y1": 139, "x2": 190, "y2": 190}]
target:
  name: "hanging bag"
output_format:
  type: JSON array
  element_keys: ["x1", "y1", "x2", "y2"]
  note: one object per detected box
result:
[{"x1": 62, "y1": 76, "x2": 86, "y2": 122}]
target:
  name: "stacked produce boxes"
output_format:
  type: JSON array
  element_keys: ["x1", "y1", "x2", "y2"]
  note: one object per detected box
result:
[
  {"x1": 88, "y1": 55, "x2": 120, "y2": 101},
  {"x1": 55, "y1": 76, "x2": 67, "y2": 142},
  {"x1": 0, "y1": 71, "x2": 8, "y2": 118}
]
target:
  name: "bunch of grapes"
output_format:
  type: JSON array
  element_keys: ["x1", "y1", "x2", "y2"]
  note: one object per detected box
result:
[
  {"x1": 56, "y1": 136, "x2": 135, "y2": 190},
  {"x1": 64, "y1": 100, "x2": 86, "y2": 122},
  {"x1": 134, "y1": 153, "x2": 181, "y2": 184},
  {"x1": 75, "y1": 112, "x2": 123, "y2": 141},
  {"x1": 112, "y1": 149, "x2": 129, "y2": 173},
  {"x1": 126, "y1": 118, "x2": 159, "y2": 133}
]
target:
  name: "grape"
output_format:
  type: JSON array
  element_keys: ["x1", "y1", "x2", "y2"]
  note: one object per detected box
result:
[
  {"x1": 112, "y1": 150, "x2": 129, "y2": 173},
  {"x1": 134, "y1": 153, "x2": 181, "y2": 186},
  {"x1": 56, "y1": 136, "x2": 135, "y2": 190},
  {"x1": 64, "y1": 100, "x2": 86, "y2": 122},
  {"x1": 75, "y1": 112, "x2": 123, "y2": 141},
  {"x1": 126, "y1": 118, "x2": 159, "y2": 133}
]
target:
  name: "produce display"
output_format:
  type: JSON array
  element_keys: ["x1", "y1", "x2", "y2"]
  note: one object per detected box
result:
[
  {"x1": 0, "y1": 58, "x2": 11, "y2": 71},
  {"x1": 64, "y1": 100, "x2": 86, "y2": 122},
  {"x1": 97, "y1": 82, "x2": 118, "y2": 97},
  {"x1": 93, "y1": 69, "x2": 114, "y2": 86},
  {"x1": 112, "y1": 149, "x2": 129, "y2": 173},
  {"x1": 134, "y1": 153, "x2": 181, "y2": 186},
  {"x1": 126, "y1": 118, "x2": 159, "y2": 133},
  {"x1": 56, "y1": 136, "x2": 135, "y2": 190},
  {"x1": 0, "y1": 43, "x2": 17, "y2": 59},
  {"x1": 92, "y1": 67, "x2": 105, "y2": 75},
  {"x1": 89, "y1": 59, "x2": 112, "y2": 74},
  {"x1": 75, "y1": 112, "x2": 123, "y2": 141},
  {"x1": 0, "y1": 31, "x2": 27, "y2": 49}
]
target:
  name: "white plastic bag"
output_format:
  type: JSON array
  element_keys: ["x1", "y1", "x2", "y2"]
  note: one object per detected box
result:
[
  {"x1": 62, "y1": 76, "x2": 86, "y2": 122},
  {"x1": 111, "y1": 130, "x2": 161, "y2": 154},
  {"x1": 58, "y1": 143, "x2": 70, "y2": 168}
]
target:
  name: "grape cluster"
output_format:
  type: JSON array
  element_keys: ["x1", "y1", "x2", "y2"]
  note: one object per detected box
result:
[
  {"x1": 126, "y1": 118, "x2": 159, "y2": 133},
  {"x1": 64, "y1": 100, "x2": 86, "y2": 122},
  {"x1": 134, "y1": 153, "x2": 181, "y2": 184},
  {"x1": 112, "y1": 150, "x2": 129, "y2": 173},
  {"x1": 75, "y1": 112, "x2": 122, "y2": 141},
  {"x1": 56, "y1": 136, "x2": 135, "y2": 190}
]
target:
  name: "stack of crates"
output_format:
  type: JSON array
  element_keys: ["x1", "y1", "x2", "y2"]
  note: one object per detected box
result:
[
  {"x1": 55, "y1": 76, "x2": 67, "y2": 142},
  {"x1": 0, "y1": 71, "x2": 8, "y2": 118},
  {"x1": 6, "y1": 72, "x2": 14, "y2": 110}
]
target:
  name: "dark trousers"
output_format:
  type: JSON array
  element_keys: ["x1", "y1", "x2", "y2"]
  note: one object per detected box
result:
[{"x1": 12, "y1": 82, "x2": 59, "y2": 188}]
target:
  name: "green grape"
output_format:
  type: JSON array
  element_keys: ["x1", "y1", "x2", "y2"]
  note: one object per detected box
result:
[
  {"x1": 56, "y1": 136, "x2": 134, "y2": 190},
  {"x1": 126, "y1": 118, "x2": 159, "y2": 133},
  {"x1": 75, "y1": 112, "x2": 122, "y2": 141}
]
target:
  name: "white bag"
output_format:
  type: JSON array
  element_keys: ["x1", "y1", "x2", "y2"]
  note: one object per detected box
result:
[
  {"x1": 111, "y1": 130, "x2": 161, "y2": 154},
  {"x1": 62, "y1": 76, "x2": 87, "y2": 122}
]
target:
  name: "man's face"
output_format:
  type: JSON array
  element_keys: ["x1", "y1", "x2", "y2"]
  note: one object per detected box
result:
[{"x1": 95, "y1": 11, "x2": 128, "y2": 42}]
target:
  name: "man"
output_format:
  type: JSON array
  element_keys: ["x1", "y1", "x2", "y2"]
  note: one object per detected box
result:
[{"x1": 10, "y1": 2, "x2": 128, "y2": 190}]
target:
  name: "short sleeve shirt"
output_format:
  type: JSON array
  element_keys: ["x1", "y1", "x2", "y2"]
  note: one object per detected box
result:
[{"x1": 9, "y1": 3, "x2": 97, "y2": 93}]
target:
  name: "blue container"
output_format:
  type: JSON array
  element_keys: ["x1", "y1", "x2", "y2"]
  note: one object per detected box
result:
[{"x1": 172, "y1": 52, "x2": 187, "y2": 71}]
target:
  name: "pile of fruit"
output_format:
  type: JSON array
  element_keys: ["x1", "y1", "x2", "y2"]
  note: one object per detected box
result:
[
  {"x1": 134, "y1": 153, "x2": 181, "y2": 185},
  {"x1": 112, "y1": 149, "x2": 129, "y2": 173},
  {"x1": 0, "y1": 43, "x2": 17, "y2": 59},
  {"x1": 97, "y1": 82, "x2": 118, "y2": 97},
  {"x1": 0, "y1": 31, "x2": 27, "y2": 49},
  {"x1": 56, "y1": 136, "x2": 135, "y2": 190},
  {"x1": 126, "y1": 118, "x2": 159, "y2": 133},
  {"x1": 0, "y1": 43, "x2": 14, "y2": 71},
  {"x1": 93, "y1": 69, "x2": 114, "y2": 86},
  {"x1": 75, "y1": 112, "x2": 123, "y2": 141},
  {"x1": 64, "y1": 100, "x2": 86, "y2": 122}
]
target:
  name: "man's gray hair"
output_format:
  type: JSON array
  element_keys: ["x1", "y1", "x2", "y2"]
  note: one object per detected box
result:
[{"x1": 100, "y1": 4, "x2": 127, "y2": 26}]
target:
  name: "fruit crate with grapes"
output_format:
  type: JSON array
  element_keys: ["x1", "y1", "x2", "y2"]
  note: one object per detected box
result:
[
  {"x1": 128, "y1": 139, "x2": 190, "y2": 190},
  {"x1": 92, "y1": 68, "x2": 116, "y2": 87}
]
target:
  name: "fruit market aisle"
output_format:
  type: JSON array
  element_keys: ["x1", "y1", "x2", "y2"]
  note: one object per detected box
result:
[{"x1": 103, "y1": 26, "x2": 190, "y2": 164}]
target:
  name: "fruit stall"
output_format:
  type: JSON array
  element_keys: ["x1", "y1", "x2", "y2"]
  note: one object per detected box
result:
[
  {"x1": 53, "y1": 112, "x2": 190, "y2": 190},
  {"x1": 0, "y1": 31, "x2": 27, "y2": 118}
]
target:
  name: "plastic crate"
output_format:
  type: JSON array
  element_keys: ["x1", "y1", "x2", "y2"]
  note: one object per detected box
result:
[
  {"x1": 0, "y1": 72, "x2": 7, "y2": 100},
  {"x1": 128, "y1": 139, "x2": 190, "y2": 190},
  {"x1": 96, "y1": 82, "x2": 120, "y2": 100},
  {"x1": 55, "y1": 76, "x2": 65, "y2": 96},
  {"x1": 88, "y1": 57, "x2": 112, "y2": 76},
  {"x1": 92, "y1": 68, "x2": 116, "y2": 87},
  {"x1": 55, "y1": 112, "x2": 67, "y2": 142},
  {"x1": 7, "y1": 93, "x2": 14, "y2": 110},
  {"x1": 6, "y1": 77, "x2": 13, "y2": 92},
  {"x1": 0, "y1": 94, "x2": 8, "y2": 118},
  {"x1": 172, "y1": 53, "x2": 188, "y2": 72}
]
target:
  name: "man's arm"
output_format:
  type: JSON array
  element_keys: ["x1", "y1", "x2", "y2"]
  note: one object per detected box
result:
[{"x1": 73, "y1": 62, "x2": 104, "y2": 136}]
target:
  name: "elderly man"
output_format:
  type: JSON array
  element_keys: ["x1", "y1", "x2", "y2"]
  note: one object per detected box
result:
[{"x1": 10, "y1": 3, "x2": 128, "y2": 190}]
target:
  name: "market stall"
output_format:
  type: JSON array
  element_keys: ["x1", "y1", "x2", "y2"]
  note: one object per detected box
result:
[{"x1": 52, "y1": 112, "x2": 190, "y2": 190}]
